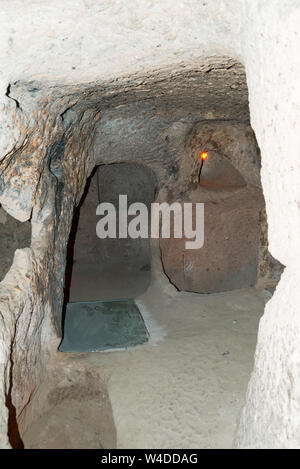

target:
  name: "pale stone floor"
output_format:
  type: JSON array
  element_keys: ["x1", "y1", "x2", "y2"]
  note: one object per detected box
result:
[{"x1": 23, "y1": 282, "x2": 269, "y2": 449}]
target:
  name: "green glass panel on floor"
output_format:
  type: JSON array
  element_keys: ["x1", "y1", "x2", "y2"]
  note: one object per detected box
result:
[{"x1": 59, "y1": 299, "x2": 149, "y2": 352}]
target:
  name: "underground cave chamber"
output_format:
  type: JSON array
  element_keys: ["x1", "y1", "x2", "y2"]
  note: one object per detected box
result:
[
  {"x1": 59, "y1": 117, "x2": 283, "y2": 353},
  {"x1": 0, "y1": 58, "x2": 285, "y2": 448}
]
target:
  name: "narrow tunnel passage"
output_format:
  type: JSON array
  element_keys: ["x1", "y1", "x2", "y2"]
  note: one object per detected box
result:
[
  {"x1": 61, "y1": 163, "x2": 157, "y2": 353},
  {"x1": 65, "y1": 163, "x2": 156, "y2": 304}
]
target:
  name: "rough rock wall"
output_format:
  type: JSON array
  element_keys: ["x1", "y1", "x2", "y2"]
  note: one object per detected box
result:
[
  {"x1": 256, "y1": 208, "x2": 284, "y2": 291},
  {"x1": 0, "y1": 0, "x2": 298, "y2": 449},
  {"x1": 235, "y1": 2, "x2": 300, "y2": 448},
  {"x1": 0, "y1": 87, "x2": 101, "y2": 447}
]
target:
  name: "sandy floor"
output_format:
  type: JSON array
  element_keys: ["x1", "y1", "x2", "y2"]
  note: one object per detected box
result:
[
  {"x1": 23, "y1": 274, "x2": 269, "y2": 448},
  {"x1": 86, "y1": 286, "x2": 268, "y2": 448},
  {"x1": 22, "y1": 354, "x2": 117, "y2": 449}
]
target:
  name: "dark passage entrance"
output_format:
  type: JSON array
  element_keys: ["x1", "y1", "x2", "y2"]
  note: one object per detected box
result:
[
  {"x1": 65, "y1": 162, "x2": 156, "y2": 303},
  {"x1": 61, "y1": 163, "x2": 156, "y2": 351}
]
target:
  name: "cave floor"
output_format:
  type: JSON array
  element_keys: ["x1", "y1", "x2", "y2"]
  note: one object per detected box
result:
[{"x1": 22, "y1": 286, "x2": 269, "y2": 449}]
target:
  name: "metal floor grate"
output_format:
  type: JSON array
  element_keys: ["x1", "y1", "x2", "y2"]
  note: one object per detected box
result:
[{"x1": 59, "y1": 299, "x2": 149, "y2": 352}]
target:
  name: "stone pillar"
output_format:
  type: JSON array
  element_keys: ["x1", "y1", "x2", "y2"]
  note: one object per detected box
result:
[{"x1": 236, "y1": 2, "x2": 300, "y2": 448}]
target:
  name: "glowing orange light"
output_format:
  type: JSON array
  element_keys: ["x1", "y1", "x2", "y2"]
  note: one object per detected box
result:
[{"x1": 200, "y1": 151, "x2": 208, "y2": 161}]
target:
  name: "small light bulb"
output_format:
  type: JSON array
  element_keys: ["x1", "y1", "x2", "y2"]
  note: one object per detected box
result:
[{"x1": 200, "y1": 152, "x2": 208, "y2": 161}]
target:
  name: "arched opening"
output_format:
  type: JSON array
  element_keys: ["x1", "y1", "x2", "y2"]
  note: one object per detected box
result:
[
  {"x1": 65, "y1": 163, "x2": 156, "y2": 304},
  {"x1": 60, "y1": 163, "x2": 156, "y2": 352},
  {"x1": 160, "y1": 120, "x2": 274, "y2": 294}
]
